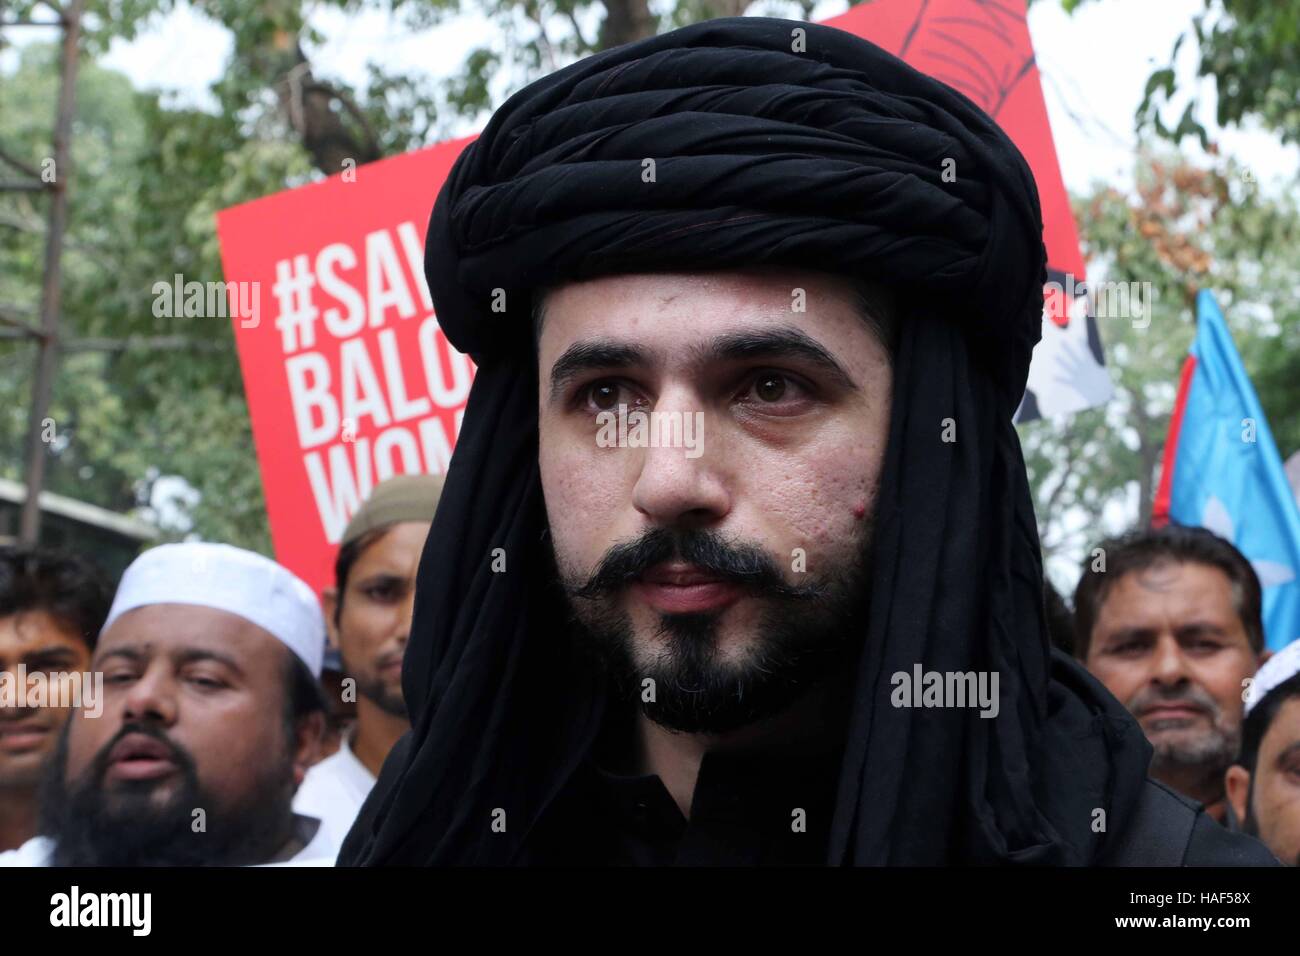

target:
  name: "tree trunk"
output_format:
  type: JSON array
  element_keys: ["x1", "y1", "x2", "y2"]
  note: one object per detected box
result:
[
  {"x1": 229, "y1": 6, "x2": 382, "y2": 176},
  {"x1": 599, "y1": 0, "x2": 657, "y2": 49},
  {"x1": 270, "y1": 38, "x2": 381, "y2": 176}
]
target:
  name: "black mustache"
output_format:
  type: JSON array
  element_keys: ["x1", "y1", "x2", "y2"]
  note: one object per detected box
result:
[
  {"x1": 569, "y1": 528, "x2": 825, "y2": 601},
  {"x1": 92, "y1": 722, "x2": 196, "y2": 782}
]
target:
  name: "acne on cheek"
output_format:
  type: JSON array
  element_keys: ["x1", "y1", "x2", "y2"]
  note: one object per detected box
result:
[{"x1": 756, "y1": 465, "x2": 874, "y2": 558}]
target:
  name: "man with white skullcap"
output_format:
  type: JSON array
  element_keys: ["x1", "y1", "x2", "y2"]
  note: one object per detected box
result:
[
  {"x1": 0, "y1": 542, "x2": 333, "y2": 866},
  {"x1": 1226, "y1": 640, "x2": 1300, "y2": 865}
]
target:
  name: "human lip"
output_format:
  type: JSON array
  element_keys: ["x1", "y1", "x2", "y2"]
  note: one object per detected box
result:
[
  {"x1": 0, "y1": 720, "x2": 50, "y2": 753},
  {"x1": 631, "y1": 563, "x2": 743, "y2": 614},
  {"x1": 105, "y1": 733, "x2": 180, "y2": 781},
  {"x1": 1141, "y1": 704, "x2": 1205, "y2": 722}
]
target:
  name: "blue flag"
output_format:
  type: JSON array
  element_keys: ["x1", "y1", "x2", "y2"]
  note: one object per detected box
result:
[{"x1": 1154, "y1": 291, "x2": 1300, "y2": 650}]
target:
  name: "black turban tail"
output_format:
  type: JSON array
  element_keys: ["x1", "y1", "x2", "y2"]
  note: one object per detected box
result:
[{"x1": 339, "y1": 16, "x2": 1152, "y2": 866}]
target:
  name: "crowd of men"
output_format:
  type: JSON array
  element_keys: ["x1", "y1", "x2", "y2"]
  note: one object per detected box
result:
[
  {"x1": 0, "y1": 474, "x2": 442, "y2": 866},
  {"x1": 0, "y1": 500, "x2": 1296, "y2": 866}
]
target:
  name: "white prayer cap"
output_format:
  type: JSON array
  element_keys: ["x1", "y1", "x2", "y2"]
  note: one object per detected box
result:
[
  {"x1": 102, "y1": 543, "x2": 325, "y2": 677},
  {"x1": 1245, "y1": 640, "x2": 1300, "y2": 716}
]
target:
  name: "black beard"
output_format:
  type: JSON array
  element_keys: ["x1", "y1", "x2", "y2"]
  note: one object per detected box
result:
[
  {"x1": 39, "y1": 721, "x2": 298, "y2": 867},
  {"x1": 559, "y1": 526, "x2": 871, "y2": 734},
  {"x1": 345, "y1": 660, "x2": 408, "y2": 719}
]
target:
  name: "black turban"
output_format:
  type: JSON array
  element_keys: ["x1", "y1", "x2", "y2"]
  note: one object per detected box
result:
[{"x1": 339, "y1": 16, "x2": 1153, "y2": 866}]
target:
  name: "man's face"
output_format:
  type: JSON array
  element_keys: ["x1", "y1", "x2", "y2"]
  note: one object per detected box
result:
[
  {"x1": 0, "y1": 611, "x2": 92, "y2": 790},
  {"x1": 326, "y1": 521, "x2": 429, "y2": 718},
  {"x1": 46, "y1": 603, "x2": 312, "y2": 865},
  {"x1": 537, "y1": 270, "x2": 892, "y2": 733},
  {"x1": 1085, "y1": 561, "x2": 1259, "y2": 778},
  {"x1": 1229, "y1": 698, "x2": 1300, "y2": 865}
]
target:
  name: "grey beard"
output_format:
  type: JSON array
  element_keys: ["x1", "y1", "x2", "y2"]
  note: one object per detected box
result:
[{"x1": 1149, "y1": 725, "x2": 1240, "y2": 779}]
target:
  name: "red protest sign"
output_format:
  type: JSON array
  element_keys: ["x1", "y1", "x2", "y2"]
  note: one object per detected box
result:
[
  {"x1": 219, "y1": 2, "x2": 1100, "y2": 593},
  {"x1": 216, "y1": 137, "x2": 476, "y2": 596}
]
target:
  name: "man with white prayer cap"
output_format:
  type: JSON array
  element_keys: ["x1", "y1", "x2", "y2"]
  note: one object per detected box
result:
[
  {"x1": 1226, "y1": 640, "x2": 1300, "y2": 864},
  {"x1": 0, "y1": 542, "x2": 334, "y2": 866}
]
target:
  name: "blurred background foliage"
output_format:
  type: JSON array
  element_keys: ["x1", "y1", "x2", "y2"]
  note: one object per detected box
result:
[
  {"x1": 1, "y1": 0, "x2": 1297, "y2": 568},
  {"x1": 1022, "y1": 153, "x2": 1300, "y2": 591}
]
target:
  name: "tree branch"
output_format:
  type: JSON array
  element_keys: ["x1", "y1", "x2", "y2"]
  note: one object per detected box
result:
[
  {"x1": 0, "y1": 145, "x2": 45, "y2": 181},
  {"x1": 305, "y1": 81, "x2": 380, "y2": 159},
  {"x1": 275, "y1": 43, "x2": 382, "y2": 174},
  {"x1": 563, "y1": 5, "x2": 593, "y2": 52},
  {"x1": 0, "y1": 310, "x2": 45, "y2": 338},
  {"x1": 527, "y1": 3, "x2": 559, "y2": 72},
  {"x1": 63, "y1": 336, "x2": 226, "y2": 353},
  {"x1": 1042, "y1": 435, "x2": 1081, "y2": 520}
]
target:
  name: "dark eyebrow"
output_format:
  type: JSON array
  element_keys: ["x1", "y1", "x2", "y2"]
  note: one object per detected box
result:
[
  {"x1": 1175, "y1": 622, "x2": 1228, "y2": 639},
  {"x1": 174, "y1": 648, "x2": 244, "y2": 676},
  {"x1": 548, "y1": 342, "x2": 653, "y2": 401},
  {"x1": 354, "y1": 572, "x2": 412, "y2": 592},
  {"x1": 1103, "y1": 628, "x2": 1155, "y2": 645},
  {"x1": 356, "y1": 572, "x2": 408, "y2": 584},
  {"x1": 95, "y1": 646, "x2": 144, "y2": 668},
  {"x1": 547, "y1": 328, "x2": 857, "y2": 401},
  {"x1": 694, "y1": 328, "x2": 858, "y2": 390},
  {"x1": 94, "y1": 645, "x2": 243, "y2": 677},
  {"x1": 22, "y1": 646, "x2": 79, "y2": 664},
  {"x1": 1275, "y1": 741, "x2": 1300, "y2": 766}
]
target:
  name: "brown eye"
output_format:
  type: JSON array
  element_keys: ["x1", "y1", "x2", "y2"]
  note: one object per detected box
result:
[
  {"x1": 589, "y1": 382, "x2": 621, "y2": 411},
  {"x1": 363, "y1": 582, "x2": 400, "y2": 602},
  {"x1": 754, "y1": 374, "x2": 786, "y2": 402}
]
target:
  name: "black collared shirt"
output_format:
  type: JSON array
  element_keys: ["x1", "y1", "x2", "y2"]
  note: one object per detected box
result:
[
  {"x1": 523, "y1": 682, "x2": 853, "y2": 866},
  {"x1": 587, "y1": 746, "x2": 840, "y2": 865}
]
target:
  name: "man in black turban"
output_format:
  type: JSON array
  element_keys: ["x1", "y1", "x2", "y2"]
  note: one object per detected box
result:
[{"x1": 338, "y1": 17, "x2": 1275, "y2": 865}]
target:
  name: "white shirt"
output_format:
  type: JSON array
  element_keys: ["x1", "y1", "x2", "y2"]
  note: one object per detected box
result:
[
  {"x1": 292, "y1": 733, "x2": 377, "y2": 863},
  {"x1": 0, "y1": 813, "x2": 334, "y2": 867}
]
